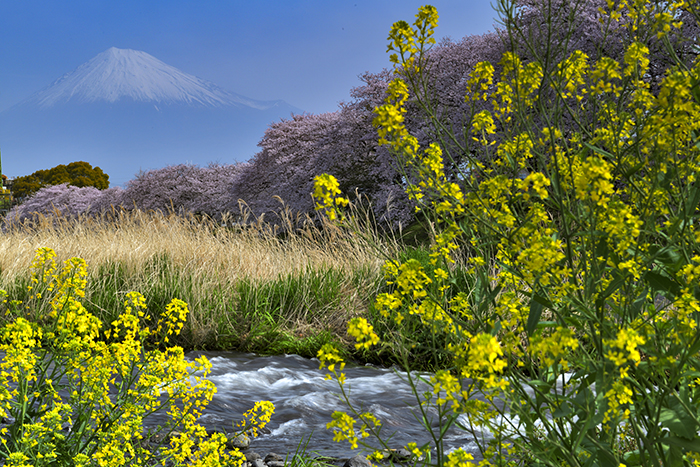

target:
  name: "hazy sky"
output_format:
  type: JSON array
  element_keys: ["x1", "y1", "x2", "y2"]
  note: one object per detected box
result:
[{"x1": 0, "y1": 0, "x2": 500, "y2": 115}]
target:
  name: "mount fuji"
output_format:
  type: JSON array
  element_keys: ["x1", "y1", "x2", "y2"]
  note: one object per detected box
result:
[{"x1": 0, "y1": 47, "x2": 302, "y2": 186}]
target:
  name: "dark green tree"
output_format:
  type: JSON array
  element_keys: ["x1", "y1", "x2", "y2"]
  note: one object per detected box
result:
[{"x1": 12, "y1": 161, "x2": 109, "y2": 200}]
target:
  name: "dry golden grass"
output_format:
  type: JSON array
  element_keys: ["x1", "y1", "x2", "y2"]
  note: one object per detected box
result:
[
  {"x1": 1, "y1": 209, "x2": 388, "y2": 280},
  {"x1": 0, "y1": 209, "x2": 397, "y2": 351}
]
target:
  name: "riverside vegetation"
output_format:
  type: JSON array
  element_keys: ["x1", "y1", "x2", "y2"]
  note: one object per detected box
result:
[
  {"x1": 0, "y1": 205, "x2": 408, "y2": 465},
  {"x1": 0, "y1": 209, "x2": 395, "y2": 359},
  {"x1": 316, "y1": 1, "x2": 700, "y2": 467},
  {"x1": 2, "y1": 0, "x2": 700, "y2": 465},
  {"x1": 0, "y1": 245, "x2": 275, "y2": 466}
]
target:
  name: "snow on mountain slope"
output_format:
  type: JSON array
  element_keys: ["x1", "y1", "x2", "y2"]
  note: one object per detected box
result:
[
  {"x1": 0, "y1": 47, "x2": 303, "y2": 185},
  {"x1": 23, "y1": 47, "x2": 281, "y2": 110}
]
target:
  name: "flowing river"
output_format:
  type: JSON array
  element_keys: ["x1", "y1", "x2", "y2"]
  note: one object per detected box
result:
[{"x1": 185, "y1": 351, "x2": 486, "y2": 459}]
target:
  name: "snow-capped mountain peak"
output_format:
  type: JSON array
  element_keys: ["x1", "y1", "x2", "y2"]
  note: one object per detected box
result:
[
  {"x1": 24, "y1": 47, "x2": 275, "y2": 109},
  {"x1": 0, "y1": 47, "x2": 303, "y2": 186}
]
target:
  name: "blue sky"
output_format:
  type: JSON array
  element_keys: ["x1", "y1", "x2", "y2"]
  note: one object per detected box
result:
[{"x1": 0, "y1": 0, "x2": 500, "y2": 115}]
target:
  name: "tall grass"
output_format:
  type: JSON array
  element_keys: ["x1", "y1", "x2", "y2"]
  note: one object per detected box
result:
[{"x1": 0, "y1": 209, "x2": 396, "y2": 356}]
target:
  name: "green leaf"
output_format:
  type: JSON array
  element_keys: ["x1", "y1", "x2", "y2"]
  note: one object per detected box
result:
[
  {"x1": 527, "y1": 293, "x2": 544, "y2": 336},
  {"x1": 595, "y1": 271, "x2": 626, "y2": 310},
  {"x1": 630, "y1": 290, "x2": 647, "y2": 320},
  {"x1": 666, "y1": 217, "x2": 683, "y2": 237},
  {"x1": 667, "y1": 443, "x2": 687, "y2": 467},
  {"x1": 690, "y1": 76, "x2": 700, "y2": 106},
  {"x1": 663, "y1": 435, "x2": 700, "y2": 452},
  {"x1": 623, "y1": 161, "x2": 647, "y2": 178},
  {"x1": 475, "y1": 272, "x2": 501, "y2": 307},
  {"x1": 573, "y1": 385, "x2": 595, "y2": 408},
  {"x1": 685, "y1": 182, "x2": 700, "y2": 217},
  {"x1": 595, "y1": 447, "x2": 617, "y2": 467},
  {"x1": 644, "y1": 270, "x2": 681, "y2": 297},
  {"x1": 583, "y1": 142, "x2": 615, "y2": 159},
  {"x1": 594, "y1": 235, "x2": 610, "y2": 259},
  {"x1": 654, "y1": 246, "x2": 682, "y2": 267},
  {"x1": 552, "y1": 401, "x2": 572, "y2": 419},
  {"x1": 623, "y1": 449, "x2": 643, "y2": 466},
  {"x1": 536, "y1": 320, "x2": 558, "y2": 330},
  {"x1": 659, "y1": 407, "x2": 697, "y2": 440},
  {"x1": 528, "y1": 379, "x2": 553, "y2": 390}
]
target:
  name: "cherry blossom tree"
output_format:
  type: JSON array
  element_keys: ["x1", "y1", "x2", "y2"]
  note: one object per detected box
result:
[
  {"x1": 6, "y1": 184, "x2": 104, "y2": 223},
  {"x1": 228, "y1": 31, "x2": 509, "y2": 228},
  {"x1": 85, "y1": 186, "x2": 125, "y2": 215},
  {"x1": 7, "y1": 163, "x2": 248, "y2": 223},
  {"x1": 116, "y1": 163, "x2": 247, "y2": 220},
  {"x1": 8, "y1": 0, "x2": 696, "y2": 229}
]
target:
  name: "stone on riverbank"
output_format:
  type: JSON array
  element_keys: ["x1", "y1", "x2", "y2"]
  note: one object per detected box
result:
[{"x1": 343, "y1": 454, "x2": 373, "y2": 467}]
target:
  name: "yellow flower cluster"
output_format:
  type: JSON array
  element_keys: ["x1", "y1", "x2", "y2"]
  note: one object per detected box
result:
[
  {"x1": 530, "y1": 327, "x2": 579, "y2": 368},
  {"x1": 106, "y1": 291, "x2": 147, "y2": 343},
  {"x1": 445, "y1": 448, "x2": 476, "y2": 467},
  {"x1": 326, "y1": 410, "x2": 381, "y2": 450},
  {"x1": 386, "y1": 5, "x2": 438, "y2": 67},
  {"x1": 312, "y1": 173, "x2": 349, "y2": 222},
  {"x1": 239, "y1": 401, "x2": 276, "y2": 438},
  {"x1": 157, "y1": 297, "x2": 189, "y2": 343},
  {"x1": 0, "y1": 248, "x2": 274, "y2": 466},
  {"x1": 605, "y1": 327, "x2": 645, "y2": 367},
  {"x1": 465, "y1": 61, "x2": 495, "y2": 102},
  {"x1": 493, "y1": 52, "x2": 543, "y2": 121},
  {"x1": 317, "y1": 343, "x2": 345, "y2": 375},
  {"x1": 315, "y1": 1, "x2": 700, "y2": 464},
  {"x1": 459, "y1": 333, "x2": 508, "y2": 390},
  {"x1": 29, "y1": 247, "x2": 58, "y2": 296},
  {"x1": 347, "y1": 317, "x2": 379, "y2": 350}
]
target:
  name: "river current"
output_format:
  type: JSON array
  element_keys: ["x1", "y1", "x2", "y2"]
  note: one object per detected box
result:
[{"x1": 184, "y1": 351, "x2": 485, "y2": 459}]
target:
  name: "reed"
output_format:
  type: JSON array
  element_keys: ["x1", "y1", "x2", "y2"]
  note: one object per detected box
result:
[{"x1": 0, "y1": 209, "x2": 395, "y2": 356}]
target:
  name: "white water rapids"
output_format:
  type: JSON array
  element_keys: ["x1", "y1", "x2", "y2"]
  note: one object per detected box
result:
[{"x1": 184, "y1": 351, "x2": 485, "y2": 459}]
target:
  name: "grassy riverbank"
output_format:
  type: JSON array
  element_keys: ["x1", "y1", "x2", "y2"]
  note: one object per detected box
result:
[{"x1": 0, "y1": 210, "x2": 402, "y2": 359}]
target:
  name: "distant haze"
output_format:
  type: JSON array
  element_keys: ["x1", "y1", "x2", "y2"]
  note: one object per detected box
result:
[
  {"x1": 0, "y1": 47, "x2": 302, "y2": 186},
  {"x1": 0, "y1": 1, "x2": 498, "y2": 115},
  {"x1": 27, "y1": 47, "x2": 282, "y2": 110}
]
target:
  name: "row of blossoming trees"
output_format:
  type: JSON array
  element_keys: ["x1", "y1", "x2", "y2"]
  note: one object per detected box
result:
[{"x1": 7, "y1": 0, "x2": 699, "y2": 229}]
